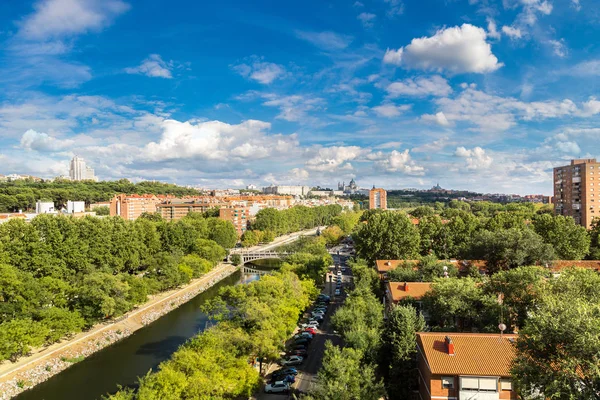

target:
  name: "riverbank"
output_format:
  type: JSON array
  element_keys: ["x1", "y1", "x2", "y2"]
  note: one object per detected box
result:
[
  {"x1": 0, "y1": 264, "x2": 238, "y2": 400},
  {"x1": 0, "y1": 227, "x2": 320, "y2": 399}
]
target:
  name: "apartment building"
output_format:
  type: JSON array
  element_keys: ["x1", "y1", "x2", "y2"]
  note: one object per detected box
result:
[
  {"x1": 157, "y1": 199, "x2": 225, "y2": 221},
  {"x1": 110, "y1": 194, "x2": 166, "y2": 220},
  {"x1": 554, "y1": 158, "x2": 600, "y2": 229},
  {"x1": 369, "y1": 187, "x2": 387, "y2": 210},
  {"x1": 416, "y1": 332, "x2": 518, "y2": 400},
  {"x1": 219, "y1": 206, "x2": 250, "y2": 236}
]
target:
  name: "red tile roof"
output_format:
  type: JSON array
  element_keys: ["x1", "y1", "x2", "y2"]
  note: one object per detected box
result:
[
  {"x1": 417, "y1": 332, "x2": 517, "y2": 377},
  {"x1": 387, "y1": 282, "x2": 432, "y2": 302}
]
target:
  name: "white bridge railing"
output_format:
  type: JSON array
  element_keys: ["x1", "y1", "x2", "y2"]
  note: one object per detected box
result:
[{"x1": 228, "y1": 250, "x2": 291, "y2": 264}]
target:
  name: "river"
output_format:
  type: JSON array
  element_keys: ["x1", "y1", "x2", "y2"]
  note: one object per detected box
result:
[{"x1": 14, "y1": 265, "x2": 273, "y2": 400}]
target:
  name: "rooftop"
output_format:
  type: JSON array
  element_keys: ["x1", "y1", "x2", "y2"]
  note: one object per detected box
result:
[
  {"x1": 387, "y1": 281, "x2": 432, "y2": 302},
  {"x1": 417, "y1": 332, "x2": 517, "y2": 377}
]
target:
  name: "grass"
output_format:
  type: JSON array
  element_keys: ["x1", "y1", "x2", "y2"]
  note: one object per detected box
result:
[{"x1": 60, "y1": 355, "x2": 85, "y2": 363}]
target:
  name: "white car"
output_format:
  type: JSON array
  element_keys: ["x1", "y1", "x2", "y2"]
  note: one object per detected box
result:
[
  {"x1": 335, "y1": 289, "x2": 341, "y2": 296},
  {"x1": 281, "y1": 355, "x2": 304, "y2": 366},
  {"x1": 337, "y1": 270, "x2": 342, "y2": 276},
  {"x1": 265, "y1": 381, "x2": 290, "y2": 394}
]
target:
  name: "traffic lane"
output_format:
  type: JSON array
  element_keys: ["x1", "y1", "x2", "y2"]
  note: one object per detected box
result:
[{"x1": 295, "y1": 281, "x2": 345, "y2": 394}]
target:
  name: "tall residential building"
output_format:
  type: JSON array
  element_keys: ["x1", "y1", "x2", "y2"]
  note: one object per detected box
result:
[
  {"x1": 109, "y1": 194, "x2": 166, "y2": 220},
  {"x1": 69, "y1": 156, "x2": 97, "y2": 181},
  {"x1": 219, "y1": 207, "x2": 250, "y2": 236},
  {"x1": 369, "y1": 187, "x2": 387, "y2": 210},
  {"x1": 554, "y1": 158, "x2": 600, "y2": 229}
]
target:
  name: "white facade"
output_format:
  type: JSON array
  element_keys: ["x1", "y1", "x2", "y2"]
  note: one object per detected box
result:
[
  {"x1": 36, "y1": 201, "x2": 55, "y2": 214},
  {"x1": 66, "y1": 201, "x2": 85, "y2": 214},
  {"x1": 263, "y1": 185, "x2": 310, "y2": 196},
  {"x1": 246, "y1": 184, "x2": 258, "y2": 190},
  {"x1": 69, "y1": 156, "x2": 98, "y2": 181}
]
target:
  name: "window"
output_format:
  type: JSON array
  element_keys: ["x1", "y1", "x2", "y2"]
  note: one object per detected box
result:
[
  {"x1": 501, "y1": 380, "x2": 513, "y2": 391},
  {"x1": 442, "y1": 377, "x2": 454, "y2": 389},
  {"x1": 460, "y1": 377, "x2": 498, "y2": 392}
]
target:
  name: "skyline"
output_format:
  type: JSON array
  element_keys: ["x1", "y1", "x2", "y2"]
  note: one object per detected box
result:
[{"x1": 0, "y1": 0, "x2": 599, "y2": 195}]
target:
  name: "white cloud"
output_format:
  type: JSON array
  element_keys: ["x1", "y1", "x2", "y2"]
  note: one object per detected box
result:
[
  {"x1": 143, "y1": 119, "x2": 297, "y2": 162},
  {"x1": 580, "y1": 97, "x2": 600, "y2": 117},
  {"x1": 421, "y1": 111, "x2": 451, "y2": 127},
  {"x1": 372, "y1": 103, "x2": 411, "y2": 118},
  {"x1": 295, "y1": 30, "x2": 353, "y2": 51},
  {"x1": 261, "y1": 94, "x2": 325, "y2": 122},
  {"x1": 357, "y1": 12, "x2": 376, "y2": 28},
  {"x1": 487, "y1": 18, "x2": 501, "y2": 40},
  {"x1": 548, "y1": 39, "x2": 567, "y2": 58},
  {"x1": 568, "y1": 60, "x2": 600, "y2": 76},
  {"x1": 306, "y1": 146, "x2": 365, "y2": 172},
  {"x1": 412, "y1": 136, "x2": 450, "y2": 152},
  {"x1": 454, "y1": 146, "x2": 493, "y2": 169},
  {"x1": 18, "y1": 0, "x2": 129, "y2": 40},
  {"x1": 571, "y1": 0, "x2": 581, "y2": 11},
  {"x1": 386, "y1": 75, "x2": 452, "y2": 97},
  {"x1": 384, "y1": 0, "x2": 404, "y2": 17},
  {"x1": 555, "y1": 141, "x2": 581, "y2": 154},
  {"x1": 232, "y1": 56, "x2": 285, "y2": 84},
  {"x1": 502, "y1": 25, "x2": 522, "y2": 39},
  {"x1": 383, "y1": 24, "x2": 503, "y2": 74},
  {"x1": 20, "y1": 129, "x2": 74, "y2": 151},
  {"x1": 125, "y1": 54, "x2": 173, "y2": 78},
  {"x1": 376, "y1": 149, "x2": 425, "y2": 175}
]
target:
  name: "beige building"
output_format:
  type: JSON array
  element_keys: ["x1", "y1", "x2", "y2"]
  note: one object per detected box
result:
[
  {"x1": 554, "y1": 159, "x2": 600, "y2": 229},
  {"x1": 110, "y1": 194, "x2": 166, "y2": 220},
  {"x1": 369, "y1": 187, "x2": 387, "y2": 210},
  {"x1": 219, "y1": 207, "x2": 250, "y2": 236},
  {"x1": 157, "y1": 199, "x2": 224, "y2": 221}
]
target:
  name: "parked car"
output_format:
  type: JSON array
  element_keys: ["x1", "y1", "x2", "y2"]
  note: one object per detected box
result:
[
  {"x1": 265, "y1": 381, "x2": 290, "y2": 394},
  {"x1": 294, "y1": 338, "x2": 310, "y2": 346},
  {"x1": 337, "y1": 270, "x2": 342, "y2": 276},
  {"x1": 294, "y1": 332, "x2": 313, "y2": 340},
  {"x1": 288, "y1": 349, "x2": 308, "y2": 358},
  {"x1": 310, "y1": 316, "x2": 323, "y2": 323},
  {"x1": 292, "y1": 344, "x2": 307, "y2": 351},
  {"x1": 311, "y1": 311, "x2": 325, "y2": 317},
  {"x1": 280, "y1": 355, "x2": 304, "y2": 366},
  {"x1": 274, "y1": 367, "x2": 298, "y2": 376},
  {"x1": 270, "y1": 373, "x2": 295, "y2": 384},
  {"x1": 335, "y1": 289, "x2": 341, "y2": 296},
  {"x1": 301, "y1": 321, "x2": 319, "y2": 329},
  {"x1": 303, "y1": 328, "x2": 317, "y2": 335}
]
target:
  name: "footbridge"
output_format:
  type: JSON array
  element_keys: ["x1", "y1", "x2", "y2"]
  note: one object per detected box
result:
[{"x1": 229, "y1": 250, "x2": 292, "y2": 264}]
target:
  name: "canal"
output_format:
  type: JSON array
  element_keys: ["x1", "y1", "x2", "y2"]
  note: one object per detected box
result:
[{"x1": 15, "y1": 265, "x2": 275, "y2": 400}]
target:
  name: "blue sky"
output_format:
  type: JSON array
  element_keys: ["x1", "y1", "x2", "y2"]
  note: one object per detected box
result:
[{"x1": 0, "y1": 0, "x2": 599, "y2": 194}]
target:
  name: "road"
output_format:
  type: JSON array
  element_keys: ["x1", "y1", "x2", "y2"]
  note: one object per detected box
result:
[{"x1": 256, "y1": 240, "x2": 354, "y2": 399}]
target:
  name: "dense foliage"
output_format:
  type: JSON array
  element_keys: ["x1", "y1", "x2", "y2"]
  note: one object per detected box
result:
[
  {"x1": 0, "y1": 179, "x2": 200, "y2": 212},
  {"x1": 108, "y1": 269, "x2": 317, "y2": 400},
  {"x1": 0, "y1": 212, "x2": 230, "y2": 362},
  {"x1": 354, "y1": 201, "x2": 597, "y2": 269},
  {"x1": 251, "y1": 205, "x2": 342, "y2": 236}
]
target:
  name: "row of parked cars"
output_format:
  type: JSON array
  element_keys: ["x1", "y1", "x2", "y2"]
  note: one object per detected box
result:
[{"x1": 264, "y1": 293, "x2": 331, "y2": 394}]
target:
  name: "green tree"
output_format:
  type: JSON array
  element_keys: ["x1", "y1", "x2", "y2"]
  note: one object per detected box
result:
[
  {"x1": 193, "y1": 239, "x2": 226, "y2": 265},
  {"x1": 353, "y1": 211, "x2": 420, "y2": 262},
  {"x1": 36, "y1": 307, "x2": 85, "y2": 343},
  {"x1": 0, "y1": 319, "x2": 49, "y2": 361},
  {"x1": 533, "y1": 214, "x2": 590, "y2": 260},
  {"x1": 382, "y1": 305, "x2": 426, "y2": 399},
  {"x1": 469, "y1": 228, "x2": 555, "y2": 272},
  {"x1": 207, "y1": 218, "x2": 237, "y2": 249},
  {"x1": 308, "y1": 342, "x2": 385, "y2": 400},
  {"x1": 94, "y1": 206, "x2": 110, "y2": 216},
  {"x1": 512, "y1": 270, "x2": 600, "y2": 399},
  {"x1": 241, "y1": 230, "x2": 259, "y2": 247},
  {"x1": 410, "y1": 206, "x2": 435, "y2": 218}
]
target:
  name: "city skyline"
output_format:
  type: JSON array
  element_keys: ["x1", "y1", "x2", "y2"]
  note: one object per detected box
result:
[{"x1": 0, "y1": 0, "x2": 599, "y2": 195}]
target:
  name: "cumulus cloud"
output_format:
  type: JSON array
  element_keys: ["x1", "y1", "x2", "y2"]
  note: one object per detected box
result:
[
  {"x1": 18, "y1": 0, "x2": 130, "y2": 40},
  {"x1": 372, "y1": 103, "x2": 411, "y2": 118},
  {"x1": 295, "y1": 30, "x2": 353, "y2": 51},
  {"x1": 305, "y1": 146, "x2": 365, "y2": 172},
  {"x1": 357, "y1": 12, "x2": 376, "y2": 28},
  {"x1": 555, "y1": 141, "x2": 581, "y2": 154},
  {"x1": 376, "y1": 149, "x2": 425, "y2": 175},
  {"x1": 455, "y1": 146, "x2": 493, "y2": 169},
  {"x1": 125, "y1": 54, "x2": 173, "y2": 78},
  {"x1": 385, "y1": 75, "x2": 452, "y2": 97},
  {"x1": 232, "y1": 56, "x2": 286, "y2": 84},
  {"x1": 143, "y1": 119, "x2": 297, "y2": 162},
  {"x1": 20, "y1": 129, "x2": 74, "y2": 151},
  {"x1": 383, "y1": 24, "x2": 503, "y2": 74},
  {"x1": 502, "y1": 25, "x2": 522, "y2": 39},
  {"x1": 421, "y1": 111, "x2": 451, "y2": 127}
]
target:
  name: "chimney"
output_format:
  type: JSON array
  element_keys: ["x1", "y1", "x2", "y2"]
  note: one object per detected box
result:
[
  {"x1": 404, "y1": 282, "x2": 409, "y2": 291},
  {"x1": 445, "y1": 336, "x2": 455, "y2": 355},
  {"x1": 385, "y1": 261, "x2": 391, "y2": 266}
]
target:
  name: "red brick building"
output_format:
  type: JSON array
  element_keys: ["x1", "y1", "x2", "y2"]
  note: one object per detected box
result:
[
  {"x1": 416, "y1": 332, "x2": 518, "y2": 400},
  {"x1": 219, "y1": 206, "x2": 250, "y2": 236}
]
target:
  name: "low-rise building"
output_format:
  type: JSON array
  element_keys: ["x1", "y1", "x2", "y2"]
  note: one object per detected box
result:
[
  {"x1": 219, "y1": 206, "x2": 250, "y2": 236},
  {"x1": 385, "y1": 281, "x2": 432, "y2": 306},
  {"x1": 157, "y1": 199, "x2": 224, "y2": 221},
  {"x1": 36, "y1": 201, "x2": 56, "y2": 214},
  {"x1": 110, "y1": 194, "x2": 168, "y2": 220},
  {"x1": 263, "y1": 185, "x2": 310, "y2": 197},
  {"x1": 66, "y1": 201, "x2": 85, "y2": 214},
  {"x1": 416, "y1": 332, "x2": 518, "y2": 400}
]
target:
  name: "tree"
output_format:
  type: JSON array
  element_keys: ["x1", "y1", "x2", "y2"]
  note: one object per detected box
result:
[
  {"x1": 353, "y1": 211, "x2": 420, "y2": 262},
  {"x1": 533, "y1": 214, "x2": 590, "y2": 260},
  {"x1": 308, "y1": 342, "x2": 385, "y2": 400},
  {"x1": 193, "y1": 239, "x2": 226, "y2": 265},
  {"x1": 483, "y1": 266, "x2": 548, "y2": 330},
  {"x1": 241, "y1": 230, "x2": 259, "y2": 247},
  {"x1": 230, "y1": 254, "x2": 242, "y2": 266},
  {"x1": 207, "y1": 218, "x2": 237, "y2": 249},
  {"x1": 410, "y1": 206, "x2": 435, "y2": 218},
  {"x1": 36, "y1": 307, "x2": 85, "y2": 343},
  {"x1": 94, "y1": 206, "x2": 110, "y2": 216},
  {"x1": 0, "y1": 319, "x2": 49, "y2": 361},
  {"x1": 321, "y1": 225, "x2": 344, "y2": 245},
  {"x1": 512, "y1": 270, "x2": 600, "y2": 399},
  {"x1": 382, "y1": 305, "x2": 426, "y2": 399},
  {"x1": 589, "y1": 218, "x2": 600, "y2": 259},
  {"x1": 469, "y1": 228, "x2": 555, "y2": 272}
]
